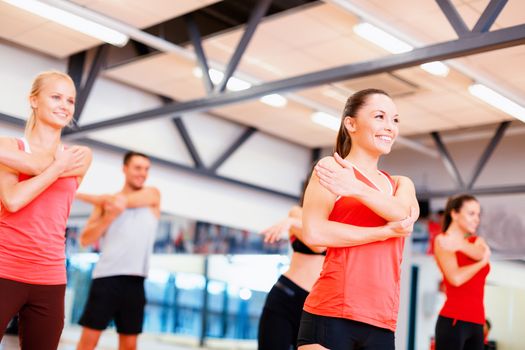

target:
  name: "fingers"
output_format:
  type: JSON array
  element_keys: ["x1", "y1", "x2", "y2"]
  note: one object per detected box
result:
[
  {"x1": 334, "y1": 153, "x2": 352, "y2": 169},
  {"x1": 315, "y1": 163, "x2": 334, "y2": 179},
  {"x1": 260, "y1": 224, "x2": 286, "y2": 244}
]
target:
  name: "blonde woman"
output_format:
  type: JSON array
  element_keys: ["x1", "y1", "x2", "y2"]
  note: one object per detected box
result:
[{"x1": 0, "y1": 71, "x2": 91, "y2": 349}]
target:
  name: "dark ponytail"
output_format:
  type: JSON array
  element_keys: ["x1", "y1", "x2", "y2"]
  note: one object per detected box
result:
[
  {"x1": 442, "y1": 194, "x2": 478, "y2": 232},
  {"x1": 334, "y1": 88, "x2": 389, "y2": 158}
]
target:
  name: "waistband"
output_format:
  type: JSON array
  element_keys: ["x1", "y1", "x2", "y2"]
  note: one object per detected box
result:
[{"x1": 275, "y1": 275, "x2": 309, "y2": 299}]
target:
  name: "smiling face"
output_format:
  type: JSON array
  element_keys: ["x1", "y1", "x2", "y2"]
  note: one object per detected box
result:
[
  {"x1": 29, "y1": 76, "x2": 76, "y2": 130},
  {"x1": 344, "y1": 93, "x2": 399, "y2": 156},
  {"x1": 451, "y1": 199, "x2": 481, "y2": 235},
  {"x1": 123, "y1": 155, "x2": 151, "y2": 190}
]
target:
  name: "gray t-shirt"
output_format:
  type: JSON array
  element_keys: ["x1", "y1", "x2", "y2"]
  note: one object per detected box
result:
[{"x1": 92, "y1": 207, "x2": 159, "y2": 279}]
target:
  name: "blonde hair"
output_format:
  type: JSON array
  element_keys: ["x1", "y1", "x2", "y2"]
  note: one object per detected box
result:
[{"x1": 26, "y1": 70, "x2": 76, "y2": 136}]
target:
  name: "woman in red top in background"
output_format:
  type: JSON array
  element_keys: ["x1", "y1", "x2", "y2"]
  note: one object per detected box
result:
[
  {"x1": 0, "y1": 71, "x2": 91, "y2": 350},
  {"x1": 297, "y1": 88, "x2": 419, "y2": 350},
  {"x1": 434, "y1": 194, "x2": 491, "y2": 350}
]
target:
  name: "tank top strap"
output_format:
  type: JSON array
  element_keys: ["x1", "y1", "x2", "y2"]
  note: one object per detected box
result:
[
  {"x1": 16, "y1": 138, "x2": 25, "y2": 152},
  {"x1": 379, "y1": 170, "x2": 396, "y2": 195}
]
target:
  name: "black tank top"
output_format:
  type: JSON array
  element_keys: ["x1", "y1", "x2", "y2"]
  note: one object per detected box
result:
[{"x1": 290, "y1": 235, "x2": 325, "y2": 255}]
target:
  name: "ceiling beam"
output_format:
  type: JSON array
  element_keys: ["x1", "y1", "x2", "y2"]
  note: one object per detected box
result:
[
  {"x1": 70, "y1": 45, "x2": 109, "y2": 127},
  {"x1": 430, "y1": 131, "x2": 465, "y2": 189},
  {"x1": 216, "y1": 0, "x2": 272, "y2": 92},
  {"x1": 0, "y1": 111, "x2": 297, "y2": 201},
  {"x1": 435, "y1": 0, "x2": 470, "y2": 37},
  {"x1": 472, "y1": 0, "x2": 508, "y2": 33},
  {"x1": 417, "y1": 184, "x2": 525, "y2": 199},
  {"x1": 63, "y1": 23, "x2": 525, "y2": 138},
  {"x1": 78, "y1": 137, "x2": 298, "y2": 201},
  {"x1": 209, "y1": 126, "x2": 256, "y2": 172},
  {"x1": 172, "y1": 117, "x2": 206, "y2": 169},
  {"x1": 467, "y1": 121, "x2": 510, "y2": 189},
  {"x1": 184, "y1": 14, "x2": 214, "y2": 94},
  {"x1": 67, "y1": 51, "x2": 86, "y2": 92},
  {"x1": 0, "y1": 112, "x2": 25, "y2": 127}
]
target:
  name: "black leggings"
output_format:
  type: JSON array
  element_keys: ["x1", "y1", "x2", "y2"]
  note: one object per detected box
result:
[
  {"x1": 0, "y1": 278, "x2": 65, "y2": 350},
  {"x1": 297, "y1": 311, "x2": 394, "y2": 350},
  {"x1": 435, "y1": 316, "x2": 484, "y2": 350},
  {"x1": 258, "y1": 275, "x2": 309, "y2": 350}
]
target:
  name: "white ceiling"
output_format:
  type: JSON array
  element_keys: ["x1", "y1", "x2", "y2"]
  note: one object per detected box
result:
[{"x1": 0, "y1": 0, "x2": 523, "y2": 148}]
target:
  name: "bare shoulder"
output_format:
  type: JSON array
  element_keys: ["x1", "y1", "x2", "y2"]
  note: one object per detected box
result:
[
  {"x1": 144, "y1": 186, "x2": 160, "y2": 193},
  {"x1": 71, "y1": 145, "x2": 93, "y2": 158},
  {"x1": 392, "y1": 175, "x2": 416, "y2": 191},
  {"x1": 145, "y1": 186, "x2": 161, "y2": 202},
  {"x1": 392, "y1": 175, "x2": 414, "y2": 185},
  {"x1": 0, "y1": 137, "x2": 18, "y2": 149}
]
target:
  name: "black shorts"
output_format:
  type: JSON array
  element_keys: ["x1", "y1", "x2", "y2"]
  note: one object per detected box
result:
[
  {"x1": 258, "y1": 275, "x2": 309, "y2": 350},
  {"x1": 435, "y1": 316, "x2": 484, "y2": 350},
  {"x1": 79, "y1": 275, "x2": 146, "y2": 334},
  {"x1": 297, "y1": 311, "x2": 395, "y2": 350}
]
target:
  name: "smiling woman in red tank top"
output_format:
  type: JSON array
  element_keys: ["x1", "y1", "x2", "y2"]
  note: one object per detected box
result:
[
  {"x1": 434, "y1": 194, "x2": 490, "y2": 350},
  {"x1": 0, "y1": 71, "x2": 92, "y2": 350},
  {"x1": 297, "y1": 89, "x2": 419, "y2": 350}
]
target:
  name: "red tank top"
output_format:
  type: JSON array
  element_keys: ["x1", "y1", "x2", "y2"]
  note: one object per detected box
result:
[
  {"x1": 0, "y1": 139, "x2": 78, "y2": 284},
  {"x1": 303, "y1": 169, "x2": 404, "y2": 331},
  {"x1": 439, "y1": 235, "x2": 489, "y2": 325}
]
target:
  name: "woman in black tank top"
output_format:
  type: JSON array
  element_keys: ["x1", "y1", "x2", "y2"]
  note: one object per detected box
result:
[{"x1": 257, "y1": 205, "x2": 325, "y2": 350}]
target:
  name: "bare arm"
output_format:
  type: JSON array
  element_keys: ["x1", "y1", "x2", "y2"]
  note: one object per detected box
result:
[
  {"x1": 302, "y1": 171, "x2": 416, "y2": 247},
  {"x1": 79, "y1": 195, "x2": 126, "y2": 247},
  {"x1": 439, "y1": 234, "x2": 488, "y2": 261},
  {"x1": 260, "y1": 205, "x2": 325, "y2": 253},
  {"x1": 287, "y1": 206, "x2": 326, "y2": 253},
  {"x1": 75, "y1": 193, "x2": 110, "y2": 206},
  {"x1": 125, "y1": 187, "x2": 160, "y2": 208},
  {"x1": 77, "y1": 187, "x2": 161, "y2": 219},
  {"x1": 458, "y1": 237, "x2": 488, "y2": 261},
  {"x1": 358, "y1": 175, "x2": 419, "y2": 222},
  {"x1": 0, "y1": 137, "x2": 52, "y2": 175},
  {"x1": 0, "y1": 144, "x2": 82, "y2": 212},
  {"x1": 125, "y1": 187, "x2": 161, "y2": 218},
  {"x1": 316, "y1": 154, "x2": 419, "y2": 221},
  {"x1": 434, "y1": 235, "x2": 490, "y2": 287},
  {"x1": 260, "y1": 206, "x2": 302, "y2": 243}
]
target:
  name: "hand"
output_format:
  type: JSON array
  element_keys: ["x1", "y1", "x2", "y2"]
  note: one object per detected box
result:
[
  {"x1": 384, "y1": 207, "x2": 418, "y2": 239},
  {"x1": 54, "y1": 146, "x2": 85, "y2": 174},
  {"x1": 315, "y1": 153, "x2": 366, "y2": 197},
  {"x1": 481, "y1": 244, "x2": 491, "y2": 265},
  {"x1": 103, "y1": 194, "x2": 126, "y2": 220},
  {"x1": 260, "y1": 218, "x2": 291, "y2": 244},
  {"x1": 437, "y1": 233, "x2": 464, "y2": 252}
]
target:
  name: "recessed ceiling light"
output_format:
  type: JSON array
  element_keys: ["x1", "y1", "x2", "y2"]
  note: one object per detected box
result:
[{"x1": 3, "y1": 0, "x2": 129, "y2": 47}]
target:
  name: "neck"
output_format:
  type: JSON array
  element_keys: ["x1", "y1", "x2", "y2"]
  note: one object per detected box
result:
[
  {"x1": 121, "y1": 183, "x2": 141, "y2": 194},
  {"x1": 345, "y1": 147, "x2": 380, "y2": 173},
  {"x1": 25, "y1": 124, "x2": 62, "y2": 151}
]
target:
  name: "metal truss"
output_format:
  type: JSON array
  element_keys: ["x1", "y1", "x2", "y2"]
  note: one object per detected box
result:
[
  {"x1": 67, "y1": 45, "x2": 109, "y2": 126},
  {"x1": 25, "y1": 0, "x2": 523, "y2": 200},
  {"x1": 0, "y1": 111, "x2": 296, "y2": 200},
  {"x1": 62, "y1": 17, "x2": 525, "y2": 138},
  {"x1": 423, "y1": 121, "x2": 513, "y2": 198}
]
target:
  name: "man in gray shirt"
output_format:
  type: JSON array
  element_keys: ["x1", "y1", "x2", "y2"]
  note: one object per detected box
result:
[{"x1": 76, "y1": 151, "x2": 160, "y2": 350}]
